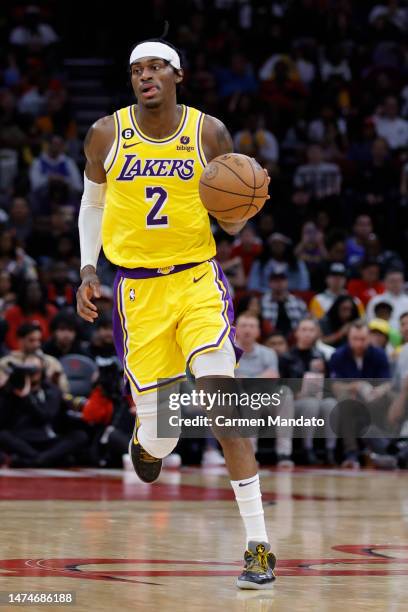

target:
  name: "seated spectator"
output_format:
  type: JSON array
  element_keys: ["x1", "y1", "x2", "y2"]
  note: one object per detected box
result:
[
  {"x1": 309, "y1": 262, "x2": 364, "y2": 319},
  {"x1": 29, "y1": 134, "x2": 82, "y2": 198},
  {"x1": 261, "y1": 271, "x2": 308, "y2": 337},
  {"x1": 215, "y1": 231, "x2": 245, "y2": 295},
  {"x1": 86, "y1": 315, "x2": 116, "y2": 360},
  {"x1": 329, "y1": 321, "x2": 392, "y2": 468},
  {"x1": 320, "y1": 295, "x2": 361, "y2": 348},
  {"x1": 0, "y1": 322, "x2": 69, "y2": 392},
  {"x1": 372, "y1": 302, "x2": 401, "y2": 349},
  {"x1": 46, "y1": 261, "x2": 75, "y2": 309},
  {"x1": 235, "y1": 312, "x2": 294, "y2": 467},
  {"x1": 292, "y1": 144, "x2": 342, "y2": 205},
  {"x1": 368, "y1": 318, "x2": 392, "y2": 357},
  {"x1": 347, "y1": 259, "x2": 385, "y2": 307},
  {"x1": 357, "y1": 138, "x2": 399, "y2": 216},
  {"x1": 366, "y1": 269, "x2": 408, "y2": 327},
  {"x1": 310, "y1": 230, "x2": 347, "y2": 292},
  {"x1": 248, "y1": 233, "x2": 310, "y2": 293},
  {"x1": 345, "y1": 214, "x2": 373, "y2": 267},
  {"x1": 9, "y1": 5, "x2": 59, "y2": 51},
  {"x1": 0, "y1": 270, "x2": 16, "y2": 314},
  {"x1": 6, "y1": 197, "x2": 33, "y2": 244},
  {"x1": 373, "y1": 95, "x2": 408, "y2": 151},
  {"x1": 0, "y1": 228, "x2": 37, "y2": 280},
  {"x1": 233, "y1": 113, "x2": 279, "y2": 174},
  {"x1": 364, "y1": 233, "x2": 404, "y2": 275},
  {"x1": 264, "y1": 332, "x2": 289, "y2": 358},
  {"x1": 3, "y1": 280, "x2": 58, "y2": 349},
  {"x1": 43, "y1": 311, "x2": 87, "y2": 359},
  {"x1": 0, "y1": 353, "x2": 87, "y2": 468},
  {"x1": 287, "y1": 318, "x2": 337, "y2": 465},
  {"x1": 215, "y1": 52, "x2": 258, "y2": 99},
  {"x1": 231, "y1": 225, "x2": 262, "y2": 278},
  {"x1": 294, "y1": 221, "x2": 327, "y2": 272}
]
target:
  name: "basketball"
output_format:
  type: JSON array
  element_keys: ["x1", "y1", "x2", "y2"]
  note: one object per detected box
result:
[{"x1": 199, "y1": 153, "x2": 269, "y2": 223}]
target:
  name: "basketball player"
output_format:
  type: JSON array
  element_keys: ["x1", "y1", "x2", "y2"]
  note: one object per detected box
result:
[{"x1": 77, "y1": 38, "x2": 275, "y2": 589}]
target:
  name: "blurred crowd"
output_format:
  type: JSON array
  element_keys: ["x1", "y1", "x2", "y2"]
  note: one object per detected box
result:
[{"x1": 1, "y1": 1, "x2": 408, "y2": 470}]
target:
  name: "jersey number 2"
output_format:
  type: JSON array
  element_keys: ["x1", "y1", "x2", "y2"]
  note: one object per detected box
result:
[{"x1": 146, "y1": 187, "x2": 168, "y2": 228}]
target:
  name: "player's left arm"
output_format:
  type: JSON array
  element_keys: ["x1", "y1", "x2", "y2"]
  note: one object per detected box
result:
[{"x1": 201, "y1": 115, "x2": 247, "y2": 235}]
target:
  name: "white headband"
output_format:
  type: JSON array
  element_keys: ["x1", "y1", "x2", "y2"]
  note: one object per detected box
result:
[{"x1": 129, "y1": 42, "x2": 181, "y2": 70}]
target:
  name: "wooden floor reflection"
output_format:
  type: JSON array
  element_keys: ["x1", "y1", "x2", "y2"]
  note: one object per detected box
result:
[{"x1": 0, "y1": 465, "x2": 407, "y2": 611}]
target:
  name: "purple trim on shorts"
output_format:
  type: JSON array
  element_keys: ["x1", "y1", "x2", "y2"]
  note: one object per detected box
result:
[
  {"x1": 117, "y1": 261, "x2": 201, "y2": 279},
  {"x1": 186, "y1": 259, "x2": 243, "y2": 369}
]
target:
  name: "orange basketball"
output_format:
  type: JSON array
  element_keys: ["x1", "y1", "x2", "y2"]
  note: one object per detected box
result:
[{"x1": 199, "y1": 153, "x2": 269, "y2": 223}]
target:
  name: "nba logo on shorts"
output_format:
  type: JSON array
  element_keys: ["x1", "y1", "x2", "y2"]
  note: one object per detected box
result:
[{"x1": 129, "y1": 288, "x2": 135, "y2": 301}]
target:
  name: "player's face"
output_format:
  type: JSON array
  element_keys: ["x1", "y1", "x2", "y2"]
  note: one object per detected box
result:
[{"x1": 130, "y1": 57, "x2": 182, "y2": 108}]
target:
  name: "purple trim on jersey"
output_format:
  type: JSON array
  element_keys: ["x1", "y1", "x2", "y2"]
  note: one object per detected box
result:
[
  {"x1": 186, "y1": 259, "x2": 243, "y2": 370},
  {"x1": 196, "y1": 112, "x2": 207, "y2": 168},
  {"x1": 117, "y1": 261, "x2": 201, "y2": 279},
  {"x1": 130, "y1": 104, "x2": 188, "y2": 144},
  {"x1": 105, "y1": 112, "x2": 120, "y2": 174}
]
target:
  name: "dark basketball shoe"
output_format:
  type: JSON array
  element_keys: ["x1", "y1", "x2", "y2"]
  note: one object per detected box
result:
[
  {"x1": 237, "y1": 541, "x2": 276, "y2": 589},
  {"x1": 128, "y1": 417, "x2": 162, "y2": 483}
]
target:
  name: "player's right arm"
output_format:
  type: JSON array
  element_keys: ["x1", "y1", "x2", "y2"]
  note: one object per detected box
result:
[{"x1": 77, "y1": 116, "x2": 114, "y2": 322}]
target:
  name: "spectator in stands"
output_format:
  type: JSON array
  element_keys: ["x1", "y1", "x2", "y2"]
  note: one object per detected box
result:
[
  {"x1": 310, "y1": 230, "x2": 347, "y2": 291},
  {"x1": 285, "y1": 318, "x2": 337, "y2": 465},
  {"x1": 261, "y1": 271, "x2": 308, "y2": 337},
  {"x1": 347, "y1": 259, "x2": 385, "y2": 307},
  {"x1": 292, "y1": 144, "x2": 342, "y2": 206},
  {"x1": 366, "y1": 269, "x2": 408, "y2": 327},
  {"x1": 0, "y1": 270, "x2": 16, "y2": 314},
  {"x1": 264, "y1": 332, "x2": 289, "y2": 357},
  {"x1": 0, "y1": 322, "x2": 69, "y2": 392},
  {"x1": 320, "y1": 295, "x2": 361, "y2": 348},
  {"x1": 9, "y1": 5, "x2": 59, "y2": 51},
  {"x1": 215, "y1": 232, "x2": 245, "y2": 294},
  {"x1": 310, "y1": 262, "x2": 364, "y2": 319},
  {"x1": 373, "y1": 95, "x2": 408, "y2": 151},
  {"x1": 329, "y1": 321, "x2": 392, "y2": 468},
  {"x1": 231, "y1": 225, "x2": 262, "y2": 277},
  {"x1": 233, "y1": 113, "x2": 279, "y2": 174},
  {"x1": 0, "y1": 353, "x2": 87, "y2": 468},
  {"x1": 86, "y1": 315, "x2": 116, "y2": 360},
  {"x1": 43, "y1": 311, "x2": 87, "y2": 359},
  {"x1": 215, "y1": 52, "x2": 258, "y2": 99},
  {"x1": 3, "y1": 280, "x2": 57, "y2": 349},
  {"x1": 46, "y1": 261, "x2": 75, "y2": 309},
  {"x1": 235, "y1": 312, "x2": 294, "y2": 468},
  {"x1": 248, "y1": 233, "x2": 310, "y2": 293},
  {"x1": 294, "y1": 221, "x2": 327, "y2": 273},
  {"x1": 29, "y1": 134, "x2": 82, "y2": 199},
  {"x1": 345, "y1": 214, "x2": 373, "y2": 267},
  {"x1": 0, "y1": 228, "x2": 37, "y2": 280},
  {"x1": 6, "y1": 197, "x2": 32, "y2": 244}
]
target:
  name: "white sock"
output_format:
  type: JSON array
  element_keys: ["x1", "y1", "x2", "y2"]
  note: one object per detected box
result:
[{"x1": 230, "y1": 474, "x2": 268, "y2": 546}]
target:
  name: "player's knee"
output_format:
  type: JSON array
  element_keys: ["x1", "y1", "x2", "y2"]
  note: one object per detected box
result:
[{"x1": 191, "y1": 338, "x2": 236, "y2": 378}]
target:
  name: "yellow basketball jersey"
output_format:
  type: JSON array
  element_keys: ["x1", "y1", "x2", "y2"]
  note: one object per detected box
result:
[{"x1": 102, "y1": 104, "x2": 215, "y2": 269}]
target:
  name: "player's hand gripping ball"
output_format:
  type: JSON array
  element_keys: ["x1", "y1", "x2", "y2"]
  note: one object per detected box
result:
[{"x1": 199, "y1": 153, "x2": 270, "y2": 222}]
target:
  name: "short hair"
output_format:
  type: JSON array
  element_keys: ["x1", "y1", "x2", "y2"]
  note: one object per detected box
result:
[
  {"x1": 400, "y1": 311, "x2": 408, "y2": 322},
  {"x1": 296, "y1": 315, "x2": 319, "y2": 330},
  {"x1": 349, "y1": 319, "x2": 368, "y2": 332},
  {"x1": 17, "y1": 322, "x2": 41, "y2": 338},
  {"x1": 50, "y1": 311, "x2": 79, "y2": 333},
  {"x1": 374, "y1": 302, "x2": 393, "y2": 315},
  {"x1": 236, "y1": 311, "x2": 260, "y2": 325}
]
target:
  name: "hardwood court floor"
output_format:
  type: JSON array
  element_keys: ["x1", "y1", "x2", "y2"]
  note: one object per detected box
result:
[{"x1": 0, "y1": 465, "x2": 407, "y2": 612}]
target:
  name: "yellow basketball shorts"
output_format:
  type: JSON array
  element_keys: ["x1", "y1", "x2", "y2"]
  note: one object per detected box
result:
[{"x1": 112, "y1": 259, "x2": 241, "y2": 395}]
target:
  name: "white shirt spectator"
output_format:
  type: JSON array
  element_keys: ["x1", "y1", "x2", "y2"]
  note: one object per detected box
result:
[
  {"x1": 10, "y1": 23, "x2": 58, "y2": 47},
  {"x1": 366, "y1": 291, "x2": 408, "y2": 328},
  {"x1": 308, "y1": 117, "x2": 347, "y2": 143},
  {"x1": 294, "y1": 162, "x2": 342, "y2": 198},
  {"x1": 236, "y1": 343, "x2": 279, "y2": 378},
  {"x1": 30, "y1": 152, "x2": 83, "y2": 193},
  {"x1": 374, "y1": 115, "x2": 408, "y2": 150},
  {"x1": 296, "y1": 59, "x2": 316, "y2": 86},
  {"x1": 320, "y1": 59, "x2": 351, "y2": 82}
]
